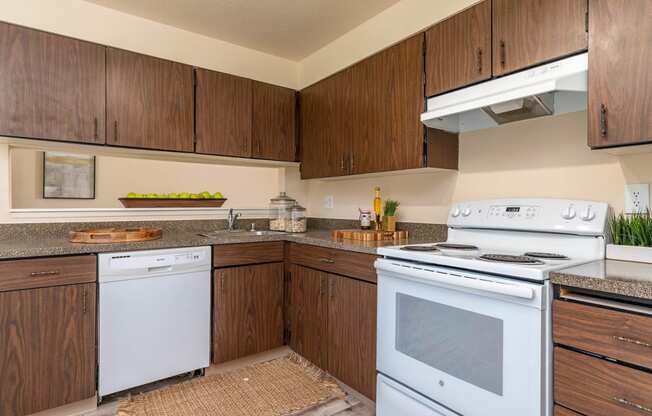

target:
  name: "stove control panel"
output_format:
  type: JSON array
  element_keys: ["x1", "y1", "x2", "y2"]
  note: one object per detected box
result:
[{"x1": 448, "y1": 199, "x2": 609, "y2": 236}]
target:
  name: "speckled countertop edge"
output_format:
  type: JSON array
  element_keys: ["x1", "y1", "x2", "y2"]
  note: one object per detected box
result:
[
  {"x1": 551, "y1": 260, "x2": 652, "y2": 300},
  {"x1": 0, "y1": 230, "x2": 443, "y2": 260}
]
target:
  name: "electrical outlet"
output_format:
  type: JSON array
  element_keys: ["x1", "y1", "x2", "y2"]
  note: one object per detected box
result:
[
  {"x1": 323, "y1": 195, "x2": 334, "y2": 209},
  {"x1": 625, "y1": 183, "x2": 650, "y2": 213}
]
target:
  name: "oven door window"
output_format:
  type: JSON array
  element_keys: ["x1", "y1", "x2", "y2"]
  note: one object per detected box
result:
[{"x1": 396, "y1": 293, "x2": 503, "y2": 396}]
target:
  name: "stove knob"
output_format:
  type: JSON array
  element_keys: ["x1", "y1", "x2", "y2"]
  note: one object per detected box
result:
[
  {"x1": 580, "y1": 206, "x2": 596, "y2": 221},
  {"x1": 451, "y1": 207, "x2": 461, "y2": 217},
  {"x1": 462, "y1": 208, "x2": 472, "y2": 217},
  {"x1": 561, "y1": 206, "x2": 576, "y2": 220}
]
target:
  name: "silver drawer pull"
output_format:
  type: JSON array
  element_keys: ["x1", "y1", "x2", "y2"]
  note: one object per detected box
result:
[
  {"x1": 319, "y1": 258, "x2": 335, "y2": 264},
  {"x1": 613, "y1": 397, "x2": 652, "y2": 413},
  {"x1": 30, "y1": 270, "x2": 60, "y2": 277},
  {"x1": 613, "y1": 336, "x2": 652, "y2": 348}
]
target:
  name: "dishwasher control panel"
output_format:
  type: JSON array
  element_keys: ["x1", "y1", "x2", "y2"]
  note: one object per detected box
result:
[{"x1": 99, "y1": 247, "x2": 211, "y2": 281}]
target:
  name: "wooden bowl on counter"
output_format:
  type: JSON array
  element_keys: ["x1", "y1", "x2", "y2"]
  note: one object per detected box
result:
[{"x1": 69, "y1": 227, "x2": 163, "y2": 244}]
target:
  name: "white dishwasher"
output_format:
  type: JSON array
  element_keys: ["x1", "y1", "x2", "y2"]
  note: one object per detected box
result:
[{"x1": 98, "y1": 246, "x2": 211, "y2": 399}]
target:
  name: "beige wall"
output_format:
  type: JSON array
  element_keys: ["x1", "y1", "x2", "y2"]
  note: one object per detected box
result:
[
  {"x1": 292, "y1": 112, "x2": 652, "y2": 224},
  {"x1": 11, "y1": 148, "x2": 279, "y2": 209}
]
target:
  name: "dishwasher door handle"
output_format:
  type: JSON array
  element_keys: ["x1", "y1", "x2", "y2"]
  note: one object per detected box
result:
[{"x1": 147, "y1": 265, "x2": 173, "y2": 273}]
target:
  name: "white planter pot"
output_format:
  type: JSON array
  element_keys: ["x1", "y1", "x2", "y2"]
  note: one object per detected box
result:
[{"x1": 606, "y1": 244, "x2": 652, "y2": 263}]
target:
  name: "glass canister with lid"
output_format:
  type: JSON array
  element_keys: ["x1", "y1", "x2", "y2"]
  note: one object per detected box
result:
[
  {"x1": 268, "y1": 192, "x2": 296, "y2": 231},
  {"x1": 287, "y1": 204, "x2": 307, "y2": 233}
]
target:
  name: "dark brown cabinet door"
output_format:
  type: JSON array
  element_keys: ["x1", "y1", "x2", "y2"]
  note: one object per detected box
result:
[
  {"x1": 196, "y1": 68, "x2": 252, "y2": 157},
  {"x1": 213, "y1": 263, "x2": 284, "y2": 364},
  {"x1": 106, "y1": 48, "x2": 193, "y2": 152},
  {"x1": 425, "y1": 0, "x2": 491, "y2": 96},
  {"x1": 588, "y1": 0, "x2": 652, "y2": 148},
  {"x1": 327, "y1": 274, "x2": 377, "y2": 400},
  {"x1": 0, "y1": 283, "x2": 96, "y2": 416},
  {"x1": 300, "y1": 70, "x2": 352, "y2": 179},
  {"x1": 0, "y1": 23, "x2": 105, "y2": 144},
  {"x1": 492, "y1": 0, "x2": 588, "y2": 76},
  {"x1": 288, "y1": 265, "x2": 328, "y2": 368},
  {"x1": 350, "y1": 34, "x2": 424, "y2": 175},
  {"x1": 252, "y1": 82, "x2": 297, "y2": 161}
]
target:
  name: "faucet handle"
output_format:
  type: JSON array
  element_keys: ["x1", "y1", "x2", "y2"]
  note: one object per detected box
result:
[{"x1": 250, "y1": 223, "x2": 256, "y2": 232}]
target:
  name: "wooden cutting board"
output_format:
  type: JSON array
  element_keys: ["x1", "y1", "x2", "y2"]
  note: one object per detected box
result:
[
  {"x1": 69, "y1": 227, "x2": 163, "y2": 244},
  {"x1": 331, "y1": 229, "x2": 408, "y2": 241}
]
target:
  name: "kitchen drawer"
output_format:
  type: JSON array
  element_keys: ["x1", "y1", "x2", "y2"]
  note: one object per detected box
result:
[
  {"x1": 554, "y1": 405, "x2": 583, "y2": 416},
  {"x1": 554, "y1": 299, "x2": 652, "y2": 369},
  {"x1": 213, "y1": 242, "x2": 284, "y2": 267},
  {"x1": 0, "y1": 255, "x2": 96, "y2": 292},
  {"x1": 555, "y1": 347, "x2": 652, "y2": 416},
  {"x1": 288, "y1": 243, "x2": 377, "y2": 283}
]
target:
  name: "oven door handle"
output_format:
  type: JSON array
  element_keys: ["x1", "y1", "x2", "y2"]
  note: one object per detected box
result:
[{"x1": 376, "y1": 261, "x2": 535, "y2": 300}]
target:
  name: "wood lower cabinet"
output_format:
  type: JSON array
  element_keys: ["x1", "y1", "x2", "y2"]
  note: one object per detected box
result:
[
  {"x1": 195, "y1": 69, "x2": 253, "y2": 157},
  {"x1": 252, "y1": 82, "x2": 297, "y2": 161},
  {"x1": 213, "y1": 262, "x2": 284, "y2": 364},
  {"x1": 425, "y1": 0, "x2": 492, "y2": 96},
  {"x1": 0, "y1": 283, "x2": 97, "y2": 416},
  {"x1": 106, "y1": 48, "x2": 194, "y2": 152},
  {"x1": 554, "y1": 405, "x2": 584, "y2": 416},
  {"x1": 288, "y1": 264, "x2": 328, "y2": 368},
  {"x1": 287, "y1": 255, "x2": 377, "y2": 400},
  {"x1": 492, "y1": 0, "x2": 588, "y2": 76},
  {"x1": 327, "y1": 274, "x2": 377, "y2": 400},
  {"x1": 0, "y1": 23, "x2": 106, "y2": 144},
  {"x1": 587, "y1": 0, "x2": 652, "y2": 148}
]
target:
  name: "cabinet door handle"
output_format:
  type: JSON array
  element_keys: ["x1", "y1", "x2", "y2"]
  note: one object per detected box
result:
[
  {"x1": 500, "y1": 41, "x2": 506, "y2": 67},
  {"x1": 82, "y1": 288, "x2": 87, "y2": 314},
  {"x1": 476, "y1": 48, "x2": 483, "y2": 74},
  {"x1": 349, "y1": 154, "x2": 354, "y2": 173},
  {"x1": 113, "y1": 120, "x2": 118, "y2": 142},
  {"x1": 329, "y1": 279, "x2": 335, "y2": 299},
  {"x1": 600, "y1": 104, "x2": 608, "y2": 137},
  {"x1": 220, "y1": 273, "x2": 225, "y2": 292},
  {"x1": 30, "y1": 270, "x2": 60, "y2": 277},
  {"x1": 319, "y1": 258, "x2": 335, "y2": 264},
  {"x1": 93, "y1": 117, "x2": 99, "y2": 141},
  {"x1": 613, "y1": 335, "x2": 652, "y2": 348},
  {"x1": 612, "y1": 397, "x2": 652, "y2": 413},
  {"x1": 340, "y1": 156, "x2": 345, "y2": 172}
]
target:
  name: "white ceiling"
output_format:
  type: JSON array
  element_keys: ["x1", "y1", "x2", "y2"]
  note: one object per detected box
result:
[{"x1": 84, "y1": 0, "x2": 400, "y2": 61}]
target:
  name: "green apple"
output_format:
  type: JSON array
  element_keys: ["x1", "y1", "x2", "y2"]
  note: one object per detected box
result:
[
  {"x1": 212, "y1": 192, "x2": 223, "y2": 199},
  {"x1": 126, "y1": 192, "x2": 139, "y2": 198},
  {"x1": 200, "y1": 191, "x2": 211, "y2": 199},
  {"x1": 179, "y1": 192, "x2": 190, "y2": 199},
  {"x1": 146, "y1": 193, "x2": 158, "y2": 199},
  {"x1": 168, "y1": 192, "x2": 178, "y2": 199},
  {"x1": 190, "y1": 193, "x2": 201, "y2": 199}
]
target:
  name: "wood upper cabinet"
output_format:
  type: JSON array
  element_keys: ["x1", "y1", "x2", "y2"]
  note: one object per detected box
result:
[
  {"x1": 587, "y1": 0, "x2": 652, "y2": 148},
  {"x1": 350, "y1": 34, "x2": 424, "y2": 175},
  {"x1": 288, "y1": 264, "x2": 328, "y2": 369},
  {"x1": 492, "y1": 0, "x2": 588, "y2": 76},
  {"x1": 0, "y1": 283, "x2": 96, "y2": 416},
  {"x1": 300, "y1": 34, "x2": 439, "y2": 178},
  {"x1": 252, "y1": 82, "x2": 297, "y2": 161},
  {"x1": 0, "y1": 23, "x2": 106, "y2": 144},
  {"x1": 425, "y1": 0, "x2": 492, "y2": 96},
  {"x1": 106, "y1": 48, "x2": 193, "y2": 152},
  {"x1": 327, "y1": 274, "x2": 377, "y2": 400},
  {"x1": 213, "y1": 262, "x2": 284, "y2": 364},
  {"x1": 300, "y1": 70, "x2": 352, "y2": 178},
  {"x1": 196, "y1": 68, "x2": 252, "y2": 157}
]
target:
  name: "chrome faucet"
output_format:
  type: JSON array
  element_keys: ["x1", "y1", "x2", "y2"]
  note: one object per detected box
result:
[{"x1": 226, "y1": 208, "x2": 241, "y2": 231}]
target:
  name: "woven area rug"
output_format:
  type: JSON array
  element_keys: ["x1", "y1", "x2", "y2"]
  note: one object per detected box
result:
[{"x1": 116, "y1": 353, "x2": 346, "y2": 416}]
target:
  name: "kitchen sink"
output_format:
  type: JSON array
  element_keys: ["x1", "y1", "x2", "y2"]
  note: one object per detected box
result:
[{"x1": 198, "y1": 230, "x2": 285, "y2": 238}]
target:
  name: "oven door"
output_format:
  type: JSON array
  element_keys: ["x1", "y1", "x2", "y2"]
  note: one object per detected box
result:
[{"x1": 376, "y1": 258, "x2": 549, "y2": 416}]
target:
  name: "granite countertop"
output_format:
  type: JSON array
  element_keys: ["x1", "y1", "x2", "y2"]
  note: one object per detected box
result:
[
  {"x1": 551, "y1": 259, "x2": 652, "y2": 300},
  {"x1": 0, "y1": 229, "x2": 440, "y2": 260}
]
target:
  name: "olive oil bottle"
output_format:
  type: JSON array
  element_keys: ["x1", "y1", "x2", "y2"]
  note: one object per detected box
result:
[{"x1": 373, "y1": 186, "x2": 382, "y2": 231}]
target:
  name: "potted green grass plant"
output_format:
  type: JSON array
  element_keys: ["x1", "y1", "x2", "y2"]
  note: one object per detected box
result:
[
  {"x1": 608, "y1": 211, "x2": 652, "y2": 262},
  {"x1": 383, "y1": 199, "x2": 400, "y2": 232}
]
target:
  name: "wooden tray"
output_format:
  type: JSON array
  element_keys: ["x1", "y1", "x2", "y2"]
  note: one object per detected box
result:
[
  {"x1": 331, "y1": 229, "x2": 408, "y2": 241},
  {"x1": 119, "y1": 198, "x2": 227, "y2": 208},
  {"x1": 69, "y1": 227, "x2": 163, "y2": 244}
]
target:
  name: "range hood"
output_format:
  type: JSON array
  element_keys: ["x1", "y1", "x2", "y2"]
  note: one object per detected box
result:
[{"x1": 421, "y1": 53, "x2": 588, "y2": 133}]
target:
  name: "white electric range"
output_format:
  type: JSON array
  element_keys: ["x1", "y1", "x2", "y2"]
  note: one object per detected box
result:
[{"x1": 375, "y1": 199, "x2": 608, "y2": 416}]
